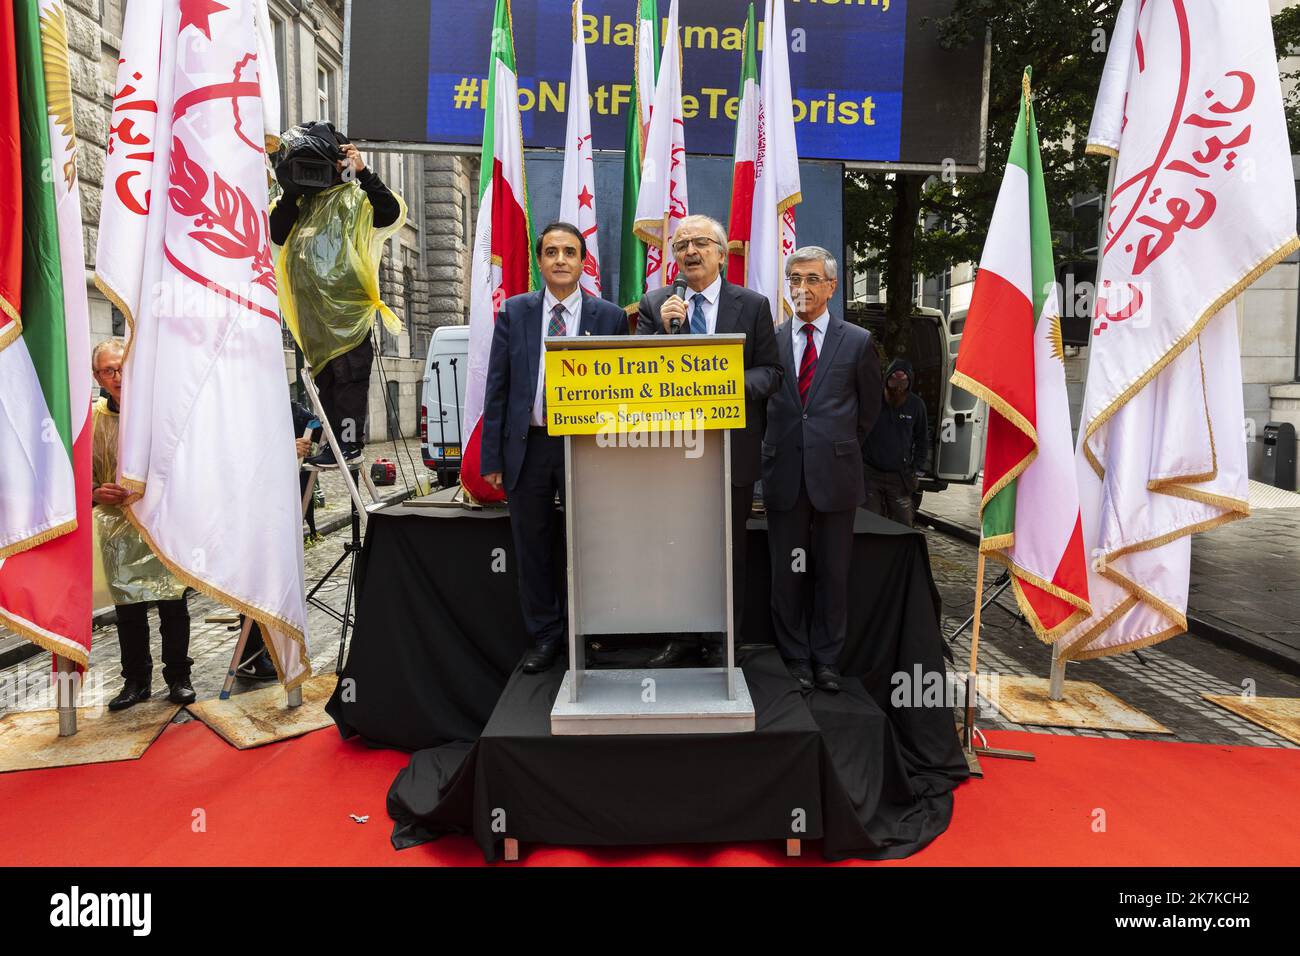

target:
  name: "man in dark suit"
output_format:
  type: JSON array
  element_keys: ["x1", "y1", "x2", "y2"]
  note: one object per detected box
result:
[
  {"x1": 481, "y1": 222, "x2": 629, "y2": 672},
  {"x1": 763, "y1": 246, "x2": 882, "y2": 692},
  {"x1": 637, "y1": 214, "x2": 783, "y2": 667}
]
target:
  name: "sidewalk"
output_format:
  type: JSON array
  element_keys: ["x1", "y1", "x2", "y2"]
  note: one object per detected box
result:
[
  {"x1": 0, "y1": 438, "x2": 429, "y2": 670},
  {"x1": 919, "y1": 480, "x2": 1300, "y2": 675}
]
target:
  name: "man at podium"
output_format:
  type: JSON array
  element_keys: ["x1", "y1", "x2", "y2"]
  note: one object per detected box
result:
[
  {"x1": 636, "y1": 214, "x2": 783, "y2": 667},
  {"x1": 481, "y1": 223, "x2": 629, "y2": 673}
]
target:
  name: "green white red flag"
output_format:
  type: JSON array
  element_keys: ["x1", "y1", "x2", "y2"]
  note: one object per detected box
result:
[
  {"x1": 461, "y1": 0, "x2": 537, "y2": 503},
  {"x1": 0, "y1": 0, "x2": 92, "y2": 665},
  {"x1": 726, "y1": 3, "x2": 758, "y2": 284},
  {"x1": 951, "y1": 69, "x2": 1091, "y2": 642}
]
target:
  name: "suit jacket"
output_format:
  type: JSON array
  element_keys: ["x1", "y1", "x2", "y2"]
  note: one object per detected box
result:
[
  {"x1": 762, "y1": 315, "x2": 883, "y2": 512},
  {"x1": 481, "y1": 289, "x2": 629, "y2": 491},
  {"x1": 636, "y1": 279, "x2": 783, "y2": 485}
]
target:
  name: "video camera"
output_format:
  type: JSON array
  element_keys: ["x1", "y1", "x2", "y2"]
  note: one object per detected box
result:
[{"x1": 274, "y1": 121, "x2": 350, "y2": 196}]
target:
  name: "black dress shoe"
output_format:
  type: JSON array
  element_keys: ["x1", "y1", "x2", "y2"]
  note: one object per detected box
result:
[
  {"x1": 167, "y1": 678, "x2": 197, "y2": 705},
  {"x1": 522, "y1": 641, "x2": 561, "y2": 673},
  {"x1": 646, "y1": 639, "x2": 691, "y2": 668},
  {"x1": 699, "y1": 641, "x2": 726, "y2": 668},
  {"x1": 813, "y1": 663, "x2": 842, "y2": 693},
  {"x1": 108, "y1": 680, "x2": 152, "y2": 711},
  {"x1": 785, "y1": 659, "x2": 813, "y2": 691}
]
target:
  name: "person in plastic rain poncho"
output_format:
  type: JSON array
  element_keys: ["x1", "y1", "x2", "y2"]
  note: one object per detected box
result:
[
  {"x1": 270, "y1": 122, "x2": 405, "y2": 469},
  {"x1": 90, "y1": 339, "x2": 195, "y2": 711}
]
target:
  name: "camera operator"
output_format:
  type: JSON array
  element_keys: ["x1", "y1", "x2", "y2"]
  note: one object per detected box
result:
[{"x1": 271, "y1": 124, "x2": 404, "y2": 470}]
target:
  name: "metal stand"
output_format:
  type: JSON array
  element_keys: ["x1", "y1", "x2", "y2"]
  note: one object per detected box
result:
[
  {"x1": 945, "y1": 568, "x2": 1020, "y2": 644},
  {"x1": 303, "y1": 466, "x2": 365, "y2": 674},
  {"x1": 55, "y1": 655, "x2": 77, "y2": 736}
]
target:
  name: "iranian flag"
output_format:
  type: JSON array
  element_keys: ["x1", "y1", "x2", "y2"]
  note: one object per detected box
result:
[
  {"x1": 951, "y1": 69, "x2": 1091, "y2": 643},
  {"x1": 0, "y1": 0, "x2": 92, "y2": 666},
  {"x1": 750, "y1": 0, "x2": 801, "y2": 321},
  {"x1": 633, "y1": 0, "x2": 688, "y2": 292},
  {"x1": 461, "y1": 0, "x2": 536, "y2": 504},
  {"x1": 559, "y1": 0, "x2": 601, "y2": 298},
  {"x1": 726, "y1": 3, "x2": 758, "y2": 285},
  {"x1": 617, "y1": 0, "x2": 658, "y2": 310}
]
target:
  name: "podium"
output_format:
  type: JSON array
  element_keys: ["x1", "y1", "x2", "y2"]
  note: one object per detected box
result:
[{"x1": 544, "y1": 333, "x2": 755, "y2": 735}]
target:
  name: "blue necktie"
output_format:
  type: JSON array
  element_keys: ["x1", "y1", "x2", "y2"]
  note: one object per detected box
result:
[{"x1": 690, "y1": 292, "x2": 707, "y2": 334}]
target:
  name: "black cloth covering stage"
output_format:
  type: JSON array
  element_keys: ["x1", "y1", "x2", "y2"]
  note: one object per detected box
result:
[{"x1": 326, "y1": 504, "x2": 969, "y2": 860}]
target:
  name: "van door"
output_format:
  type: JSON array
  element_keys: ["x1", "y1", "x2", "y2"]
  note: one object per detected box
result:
[
  {"x1": 422, "y1": 330, "x2": 469, "y2": 475},
  {"x1": 936, "y1": 309, "x2": 985, "y2": 482}
]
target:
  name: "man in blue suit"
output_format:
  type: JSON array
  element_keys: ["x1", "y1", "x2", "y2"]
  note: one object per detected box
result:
[
  {"x1": 763, "y1": 246, "x2": 881, "y2": 693},
  {"x1": 481, "y1": 222, "x2": 629, "y2": 673}
]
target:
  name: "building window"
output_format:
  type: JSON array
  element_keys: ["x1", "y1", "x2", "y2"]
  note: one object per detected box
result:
[
  {"x1": 317, "y1": 63, "x2": 337, "y2": 123},
  {"x1": 272, "y1": 17, "x2": 289, "y2": 126},
  {"x1": 105, "y1": 0, "x2": 125, "y2": 39}
]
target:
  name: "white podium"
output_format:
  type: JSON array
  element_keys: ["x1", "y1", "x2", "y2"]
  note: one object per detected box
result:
[{"x1": 544, "y1": 333, "x2": 755, "y2": 735}]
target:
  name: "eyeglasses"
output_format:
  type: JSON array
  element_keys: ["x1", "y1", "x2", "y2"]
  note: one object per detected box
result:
[
  {"x1": 787, "y1": 274, "x2": 827, "y2": 288},
  {"x1": 95, "y1": 367, "x2": 123, "y2": 379},
  {"x1": 671, "y1": 236, "x2": 718, "y2": 254}
]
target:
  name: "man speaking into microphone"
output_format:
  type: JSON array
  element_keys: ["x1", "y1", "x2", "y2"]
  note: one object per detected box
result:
[{"x1": 636, "y1": 215, "x2": 782, "y2": 666}]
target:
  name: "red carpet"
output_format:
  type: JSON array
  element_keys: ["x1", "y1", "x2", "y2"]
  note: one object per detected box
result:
[{"x1": 1, "y1": 721, "x2": 1297, "y2": 867}]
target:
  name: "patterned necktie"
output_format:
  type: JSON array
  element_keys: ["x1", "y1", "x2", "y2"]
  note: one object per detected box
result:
[
  {"x1": 690, "y1": 292, "x2": 707, "y2": 334},
  {"x1": 798, "y1": 323, "x2": 818, "y2": 407},
  {"x1": 548, "y1": 302, "x2": 567, "y2": 337}
]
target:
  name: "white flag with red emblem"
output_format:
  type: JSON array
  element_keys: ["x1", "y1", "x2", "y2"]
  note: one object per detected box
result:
[
  {"x1": 101, "y1": 0, "x2": 309, "y2": 686},
  {"x1": 633, "y1": 0, "x2": 688, "y2": 292},
  {"x1": 1060, "y1": 0, "x2": 1299, "y2": 661},
  {"x1": 750, "y1": 0, "x2": 801, "y2": 322},
  {"x1": 559, "y1": 0, "x2": 601, "y2": 297}
]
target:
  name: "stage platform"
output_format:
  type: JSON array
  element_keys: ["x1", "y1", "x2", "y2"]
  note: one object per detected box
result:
[
  {"x1": 324, "y1": 503, "x2": 970, "y2": 860},
  {"x1": 388, "y1": 647, "x2": 966, "y2": 862}
]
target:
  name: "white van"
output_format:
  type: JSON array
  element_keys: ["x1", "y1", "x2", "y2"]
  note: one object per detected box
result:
[{"x1": 420, "y1": 324, "x2": 470, "y2": 487}]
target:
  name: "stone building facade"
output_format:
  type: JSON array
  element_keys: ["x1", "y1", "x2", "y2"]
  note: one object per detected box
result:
[{"x1": 68, "y1": 0, "x2": 478, "y2": 443}]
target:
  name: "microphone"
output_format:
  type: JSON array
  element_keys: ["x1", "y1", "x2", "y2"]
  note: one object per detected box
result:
[{"x1": 670, "y1": 276, "x2": 688, "y2": 333}]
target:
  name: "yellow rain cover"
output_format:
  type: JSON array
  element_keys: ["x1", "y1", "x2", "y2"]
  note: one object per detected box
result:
[{"x1": 274, "y1": 182, "x2": 407, "y2": 370}]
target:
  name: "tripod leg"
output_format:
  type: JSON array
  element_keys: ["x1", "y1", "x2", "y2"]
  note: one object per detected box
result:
[
  {"x1": 336, "y1": 547, "x2": 356, "y2": 674},
  {"x1": 220, "y1": 617, "x2": 254, "y2": 700}
]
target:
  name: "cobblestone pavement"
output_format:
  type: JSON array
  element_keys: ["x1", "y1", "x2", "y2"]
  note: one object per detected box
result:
[
  {"x1": 926, "y1": 528, "x2": 1300, "y2": 749},
  {"x1": 3, "y1": 482, "x2": 1298, "y2": 751},
  {"x1": 922, "y1": 480, "x2": 1300, "y2": 671},
  {"x1": 0, "y1": 448, "x2": 435, "y2": 720}
]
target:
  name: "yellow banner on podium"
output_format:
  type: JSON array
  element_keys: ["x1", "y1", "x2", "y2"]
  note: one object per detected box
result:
[{"x1": 544, "y1": 341, "x2": 746, "y2": 435}]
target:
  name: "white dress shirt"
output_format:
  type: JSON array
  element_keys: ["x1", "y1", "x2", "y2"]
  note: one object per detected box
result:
[
  {"x1": 532, "y1": 286, "x2": 583, "y2": 426},
  {"x1": 682, "y1": 274, "x2": 723, "y2": 334},
  {"x1": 792, "y1": 310, "x2": 830, "y2": 371}
]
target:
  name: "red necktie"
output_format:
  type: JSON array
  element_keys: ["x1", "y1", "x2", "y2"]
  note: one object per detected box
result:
[{"x1": 798, "y1": 324, "x2": 817, "y2": 407}]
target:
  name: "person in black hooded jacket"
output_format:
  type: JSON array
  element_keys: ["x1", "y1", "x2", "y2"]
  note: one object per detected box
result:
[{"x1": 861, "y1": 358, "x2": 928, "y2": 526}]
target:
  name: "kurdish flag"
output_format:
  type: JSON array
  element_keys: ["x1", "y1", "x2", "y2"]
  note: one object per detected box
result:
[
  {"x1": 461, "y1": 0, "x2": 536, "y2": 504},
  {"x1": 950, "y1": 69, "x2": 1090, "y2": 643},
  {"x1": 0, "y1": 0, "x2": 92, "y2": 664},
  {"x1": 618, "y1": 0, "x2": 658, "y2": 310},
  {"x1": 726, "y1": 3, "x2": 758, "y2": 285}
]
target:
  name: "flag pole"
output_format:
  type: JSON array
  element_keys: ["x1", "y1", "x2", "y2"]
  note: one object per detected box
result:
[
  {"x1": 961, "y1": 551, "x2": 986, "y2": 749},
  {"x1": 1049, "y1": 153, "x2": 1117, "y2": 701},
  {"x1": 55, "y1": 655, "x2": 77, "y2": 736}
]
